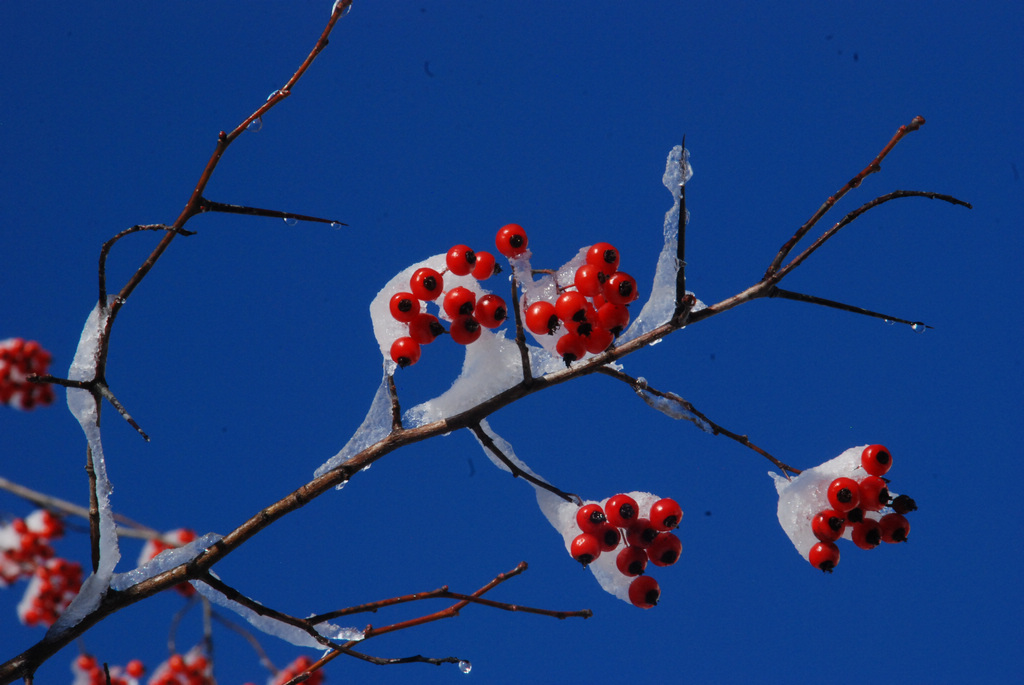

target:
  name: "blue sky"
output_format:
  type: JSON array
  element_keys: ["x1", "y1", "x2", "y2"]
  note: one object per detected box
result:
[{"x1": 2, "y1": 2, "x2": 1022, "y2": 683}]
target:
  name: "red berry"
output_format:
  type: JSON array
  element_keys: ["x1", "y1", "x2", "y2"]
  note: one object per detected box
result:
[
  {"x1": 443, "y1": 286, "x2": 477, "y2": 319},
  {"x1": 76, "y1": 655, "x2": 97, "y2": 670},
  {"x1": 879, "y1": 513, "x2": 910, "y2": 543},
  {"x1": 126, "y1": 660, "x2": 146, "y2": 678},
  {"x1": 616, "y1": 546, "x2": 648, "y2": 577},
  {"x1": 861, "y1": 444, "x2": 892, "y2": 477},
  {"x1": 811, "y1": 510, "x2": 846, "y2": 542},
  {"x1": 449, "y1": 315, "x2": 481, "y2": 345},
  {"x1": 575, "y1": 503, "x2": 607, "y2": 534},
  {"x1": 625, "y1": 518, "x2": 660, "y2": 549},
  {"x1": 808, "y1": 541, "x2": 840, "y2": 573},
  {"x1": 628, "y1": 575, "x2": 660, "y2": 609},
  {"x1": 408, "y1": 313, "x2": 444, "y2": 344},
  {"x1": 586, "y1": 242, "x2": 620, "y2": 272},
  {"x1": 390, "y1": 337, "x2": 421, "y2": 368},
  {"x1": 858, "y1": 476, "x2": 890, "y2": 511},
  {"x1": 389, "y1": 292, "x2": 421, "y2": 322},
  {"x1": 474, "y1": 294, "x2": 507, "y2": 328},
  {"x1": 649, "y1": 498, "x2": 683, "y2": 531},
  {"x1": 647, "y1": 531, "x2": 682, "y2": 566},
  {"x1": 570, "y1": 533, "x2": 601, "y2": 566},
  {"x1": 525, "y1": 301, "x2": 560, "y2": 336},
  {"x1": 851, "y1": 519, "x2": 883, "y2": 550},
  {"x1": 555, "y1": 331, "x2": 586, "y2": 365},
  {"x1": 445, "y1": 245, "x2": 477, "y2": 276},
  {"x1": 603, "y1": 272, "x2": 639, "y2": 304},
  {"x1": 410, "y1": 268, "x2": 444, "y2": 301},
  {"x1": 582, "y1": 326, "x2": 613, "y2": 354},
  {"x1": 827, "y1": 477, "x2": 861, "y2": 512},
  {"x1": 495, "y1": 223, "x2": 528, "y2": 257},
  {"x1": 555, "y1": 291, "x2": 589, "y2": 323},
  {"x1": 596, "y1": 302, "x2": 630, "y2": 334},
  {"x1": 472, "y1": 250, "x2": 497, "y2": 279},
  {"x1": 573, "y1": 263, "x2": 609, "y2": 297},
  {"x1": 605, "y1": 494, "x2": 639, "y2": 528},
  {"x1": 594, "y1": 523, "x2": 621, "y2": 552}
]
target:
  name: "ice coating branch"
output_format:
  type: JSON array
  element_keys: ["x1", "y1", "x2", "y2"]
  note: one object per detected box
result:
[
  {"x1": 620, "y1": 145, "x2": 703, "y2": 343},
  {"x1": 109, "y1": 533, "x2": 223, "y2": 591},
  {"x1": 315, "y1": 368, "x2": 395, "y2": 479},
  {"x1": 52, "y1": 299, "x2": 122, "y2": 634}
]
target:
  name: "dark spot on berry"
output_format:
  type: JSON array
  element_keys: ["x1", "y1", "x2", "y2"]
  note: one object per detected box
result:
[
  {"x1": 576, "y1": 554, "x2": 595, "y2": 567},
  {"x1": 617, "y1": 281, "x2": 633, "y2": 297},
  {"x1": 571, "y1": 309, "x2": 587, "y2": 322},
  {"x1": 662, "y1": 515, "x2": 679, "y2": 529},
  {"x1": 658, "y1": 550, "x2": 679, "y2": 565},
  {"x1": 837, "y1": 488, "x2": 854, "y2": 504},
  {"x1": 641, "y1": 527, "x2": 659, "y2": 544},
  {"x1": 588, "y1": 511, "x2": 607, "y2": 525},
  {"x1": 879, "y1": 487, "x2": 891, "y2": 505},
  {"x1": 509, "y1": 234, "x2": 524, "y2": 248},
  {"x1": 464, "y1": 249, "x2": 476, "y2": 265},
  {"x1": 397, "y1": 298, "x2": 414, "y2": 312},
  {"x1": 396, "y1": 356, "x2": 412, "y2": 368},
  {"x1": 644, "y1": 589, "x2": 660, "y2": 605},
  {"x1": 891, "y1": 494, "x2": 917, "y2": 514},
  {"x1": 628, "y1": 561, "x2": 645, "y2": 575},
  {"x1": 846, "y1": 507, "x2": 864, "y2": 523},
  {"x1": 493, "y1": 306, "x2": 507, "y2": 322},
  {"x1": 891, "y1": 527, "x2": 908, "y2": 543},
  {"x1": 463, "y1": 319, "x2": 480, "y2": 333},
  {"x1": 866, "y1": 528, "x2": 881, "y2": 546},
  {"x1": 602, "y1": 529, "x2": 619, "y2": 547},
  {"x1": 828, "y1": 516, "x2": 844, "y2": 532},
  {"x1": 423, "y1": 276, "x2": 437, "y2": 291},
  {"x1": 876, "y1": 450, "x2": 890, "y2": 465},
  {"x1": 561, "y1": 353, "x2": 578, "y2": 367},
  {"x1": 546, "y1": 315, "x2": 561, "y2": 335},
  {"x1": 576, "y1": 322, "x2": 593, "y2": 337},
  {"x1": 429, "y1": 321, "x2": 446, "y2": 337},
  {"x1": 818, "y1": 561, "x2": 836, "y2": 573},
  {"x1": 602, "y1": 249, "x2": 617, "y2": 265},
  {"x1": 618, "y1": 503, "x2": 636, "y2": 521},
  {"x1": 458, "y1": 302, "x2": 474, "y2": 315}
]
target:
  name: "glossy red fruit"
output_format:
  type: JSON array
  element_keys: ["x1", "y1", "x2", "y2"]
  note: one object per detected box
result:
[
  {"x1": 596, "y1": 302, "x2": 630, "y2": 334},
  {"x1": 626, "y1": 518, "x2": 660, "y2": 549},
  {"x1": 586, "y1": 242, "x2": 620, "y2": 272},
  {"x1": 616, "y1": 545, "x2": 648, "y2": 577},
  {"x1": 449, "y1": 315, "x2": 482, "y2": 345},
  {"x1": 390, "y1": 337, "x2": 421, "y2": 368},
  {"x1": 475, "y1": 294, "x2": 507, "y2": 328},
  {"x1": 574, "y1": 263, "x2": 609, "y2": 297},
  {"x1": 858, "y1": 476, "x2": 891, "y2": 511},
  {"x1": 827, "y1": 477, "x2": 861, "y2": 512},
  {"x1": 408, "y1": 313, "x2": 444, "y2": 344},
  {"x1": 389, "y1": 292, "x2": 421, "y2": 322},
  {"x1": 603, "y1": 271, "x2": 638, "y2": 304},
  {"x1": 647, "y1": 531, "x2": 682, "y2": 566},
  {"x1": 446, "y1": 245, "x2": 477, "y2": 276},
  {"x1": 570, "y1": 533, "x2": 601, "y2": 566},
  {"x1": 628, "y1": 575, "x2": 660, "y2": 609},
  {"x1": 472, "y1": 250, "x2": 497, "y2": 279},
  {"x1": 861, "y1": 444, "x2": 892, "y2": 477},
  {"x1": 410, "y1": 268, "x2": 444, "y2": 301},
  {"x1": 575, "y1": 503, "x2": 607, "y2": 534},
  {"x1": 556, "y1": 331, "x2": 586, "y2": 365},
  {"x1": 809, "y1": 541, "x2": 840, "y2": 573},
  {"x1": 879, "y1": 513, "x2": 910, "y2": 543},
  {"x1": 525, "y1": 301, "x2": 560, "y2": 336},
  {"x1": 811, "y1": 509, "x2": 846, "y2": 542},
  {"x1": 595, "y1": 523, "x2": 621, "y2": 552},
  {"x1": 649, "y1": 498, "x2": 683, "y2": 531},
  {"x1": 125, "y1": 660, "x2": 146, "y2": 678},
  {"x1": 605, "y1": 494, "x2": 640, "y2": 528},
  {"x1": 583, "y1": 326, "x2": 614, "y2": 354},
  {"x1": 851, "y1": 519, "x2": 883, "y2": 550},
  {"x1": 443, "y1": 286, "x2": 477, "y2": 319},
  {"x1": 555, "y1": 291, "x2": 589, "y2": 323},
  {"x1": 495, "y1": 223, "x2": 528, "y2": 257}
]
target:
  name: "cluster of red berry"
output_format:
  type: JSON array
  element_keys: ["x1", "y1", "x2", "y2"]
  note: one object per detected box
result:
[
  {"x1": 1, "y1": 509, "x2": 63, "y2": 586},
  {"x1": 387, "y1": 235, "x2": 506, "y2": 367},
  {"x1": 522, "y1": 240, "x2": 637, "y2": 365},
  {"x1": 570, "y1": 495, "x2": 682, "y2": 608},
  {"x1": 0, "y1": 338, "x2": 55, "y2": 410},
  {"x1": 18, "y1": 557, "x2": 83, "y2": 627},
  {"x1": 808, "y1": 444, "x2": 917, "y2": 572},
  {"x1": 266, "y1": 655, "x2": 324, "y2": 685},
  {"x1": 138, "y1": 529, "x2": 198, "y2": 597},
  {"x1": 73, "y1": 655, "x2": 146, "y2": 685},
  {"x1": 146, "y1": 649, "x2": 213, "y2": 685}
]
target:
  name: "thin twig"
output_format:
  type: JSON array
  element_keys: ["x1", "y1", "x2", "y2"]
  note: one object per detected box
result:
[
  {"x1": 98, "y1": 225, "x2": 192, "y2": 306},
  {"x1": 468, "y1": 423, "x2": 580, "y2": 503},
  {"x1": 197, "y1": 198, "x2": 346, "y2": 226},
  {"x1": 765, "y1": 115, "x2": 927, "y2": 279},
  {"x1": 386, "y1": 372, "x2": 403, "y2": 432},
  {"x1": 596, "y1": 367, "x2": 801, "y2": 475},
  {"x1": 210, "y1": 611, "x2": 278, "y2": 675},
  {"x1": 674, "y1": 135, "x2": 688, "y2": 320},
  {"x1": 769, "y1": 287, "x2": 930, "y2": 329},
  {"x1": 97, "y1": 385, "x2": 149, "y2": 441},
  {"x1": 510, "y1": 274, "x2": 533, "y2": 385}
]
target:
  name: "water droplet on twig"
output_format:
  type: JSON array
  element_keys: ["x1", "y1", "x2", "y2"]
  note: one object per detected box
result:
[
  {"x1": 911, "y1": 323, "x2": 926, "y2": 334},
  {"x1": 458, "y1": 660, "x2": 472, "y2": 674},
  {"x1": 247, "y1": 117, "x2": 263, "y2": 133},
  {"x1": 283, "y1": 217, "x2": 298, "y2": 226}
]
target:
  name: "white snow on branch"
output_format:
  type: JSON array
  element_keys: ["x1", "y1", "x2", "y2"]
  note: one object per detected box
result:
[
  {"x1": 191, "y1": 576, "x2": 364, "y2": 648},
  {"x1": 50, "y1": 299, "x2": 121, "y2": 636}
]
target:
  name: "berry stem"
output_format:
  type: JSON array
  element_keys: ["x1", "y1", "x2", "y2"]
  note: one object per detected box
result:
[{"x1": 469, "y1": 423, "x2": 580, "y2": 504}]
